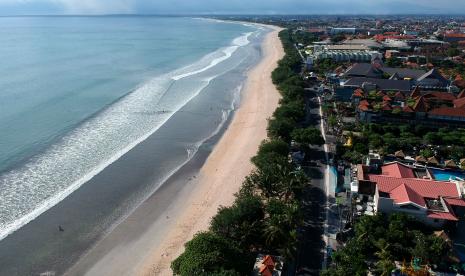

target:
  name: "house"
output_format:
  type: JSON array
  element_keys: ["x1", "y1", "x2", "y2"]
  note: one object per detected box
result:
[
  {"x1": 355, "y1": 162, "x2": 465, "y2": 227},
  {"x1": 253, "y1": 254, "x2": 284, "y2": 276},
  {"x1": 353, "y1": 86, "x2": 465, "y2": 127}
]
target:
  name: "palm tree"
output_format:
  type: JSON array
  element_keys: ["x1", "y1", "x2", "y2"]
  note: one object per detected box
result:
[{"x1": 374, "y1": 239, "x2": 395, "y2": 276}]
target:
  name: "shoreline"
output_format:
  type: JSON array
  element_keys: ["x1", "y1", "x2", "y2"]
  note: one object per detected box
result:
[
  {"x1": 65, "y1": 24, "x2": 284, "y2": 276},
  {"x1": 138, "y1": 25, "x2": 284, "y2": 275}
]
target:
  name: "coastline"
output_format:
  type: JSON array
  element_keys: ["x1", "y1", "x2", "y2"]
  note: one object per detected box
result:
[
  {"x1": 139, "y1": 25, "x2": 284, "y2": 275},
  {"x1": 65, "y1": 25, "x2": 284, "y2": 276}
]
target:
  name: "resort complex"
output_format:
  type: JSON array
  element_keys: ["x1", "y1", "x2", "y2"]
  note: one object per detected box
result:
[
  {"x1": 3, "y1": 4, "x2": 465, "y2": 276},
  {"x1": 190, "y1": 14, "x2": 465, "y2": 276}
]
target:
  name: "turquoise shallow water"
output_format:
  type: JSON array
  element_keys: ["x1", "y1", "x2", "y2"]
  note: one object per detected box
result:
[
  {"x1": 0, "y1": 16, "x2": 269, "y2": 275},
  {"x1": 0, "y1": 16, "x2": 251, "y2": 171},
  {"x1": 0, "y1": 16, "x2": 263, "y2": 244}
]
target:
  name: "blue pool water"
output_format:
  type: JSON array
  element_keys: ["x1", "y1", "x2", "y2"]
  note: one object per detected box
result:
[{"x1": 431, "y1": 168, "x2": 465, "y2": 181}]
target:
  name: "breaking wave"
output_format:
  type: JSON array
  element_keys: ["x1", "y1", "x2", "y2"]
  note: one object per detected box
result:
[{"x1": 0, "y1": 30, "x2": 255, "y2": 241}]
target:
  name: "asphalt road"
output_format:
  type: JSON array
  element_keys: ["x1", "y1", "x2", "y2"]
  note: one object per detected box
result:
[{"x1": 295, "y1": 89, "x2": 340, "y2": 276}]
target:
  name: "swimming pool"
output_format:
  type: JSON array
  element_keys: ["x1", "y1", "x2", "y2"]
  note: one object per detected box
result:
[{"x1": 430, "y1": 168, "x2": 465, "y2": 181}]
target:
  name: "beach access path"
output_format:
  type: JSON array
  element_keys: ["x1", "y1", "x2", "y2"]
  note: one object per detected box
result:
[{"x1": 65, "y1": 25, "x2": 284, "y2": 276}]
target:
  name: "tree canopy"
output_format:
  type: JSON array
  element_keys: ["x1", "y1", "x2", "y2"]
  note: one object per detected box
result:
[{"x1": 291, "y1": 127, "x2": 325, "y2": 146}]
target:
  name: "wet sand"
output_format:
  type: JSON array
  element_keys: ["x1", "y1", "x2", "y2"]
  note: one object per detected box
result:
[{"x1": 65, "y1": 25, "x2": 283, "y2": 276}]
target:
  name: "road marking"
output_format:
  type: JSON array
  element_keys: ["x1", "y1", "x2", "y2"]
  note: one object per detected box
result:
[{"x1": 317, "y1": 96, "x2": 332, "y2": 270}]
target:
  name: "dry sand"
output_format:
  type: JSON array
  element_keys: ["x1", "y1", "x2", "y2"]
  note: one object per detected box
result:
[
  {"x1": 65, "y1": 25, "x2": 283, "y2": 276},
  {"x1": 139, "y1": 25, "x2": 284, "y2": 276}
]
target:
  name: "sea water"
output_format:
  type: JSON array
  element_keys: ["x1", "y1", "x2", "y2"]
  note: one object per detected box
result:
[{"x1": 0, "y1": 16, "x2": 267, "y2": 274}]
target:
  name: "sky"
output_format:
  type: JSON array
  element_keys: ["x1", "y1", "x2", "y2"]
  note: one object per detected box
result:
[{"x1": 0, "y1": 0, "x2": 464, "y2": 15}]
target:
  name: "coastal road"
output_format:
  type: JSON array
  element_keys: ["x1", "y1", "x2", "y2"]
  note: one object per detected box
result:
[{"x1": 295, "y1": 90, "x2": 339, "y2": 275}]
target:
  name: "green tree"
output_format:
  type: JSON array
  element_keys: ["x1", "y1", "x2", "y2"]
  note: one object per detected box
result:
[
  {"x1": 328, "y1": 115, "x2": 338, "y2": 129},
  {"x1": 331, "y1": 34, "x2": 346, "y2": 43},
  {"x1": 291, "y1": 127, "x2": 325, "y2": 146},
  {"x1": 374, "y1": 239, "x2": 395, "y2": 276},
  {"x1": 419, "y1": 148, "x2": 433, "y2": 158},
  {"x1": 447, "y1": 47, "x2": 461, "y2": 57},
  {"x1": 210, "y1": 193, "x2": 265, "y2": 249},
  {"x1": 263, "y1": 199, "x2": 301, "y2": 259},
  {"x1": 171, "y1": 232, "x2": 248, "y2": 276},
  {"x1": 252, "y1": 139, "x2": 289, "y2": 167},
  {"x1": 385, "y1": 57, "x2": 402, "y2": 67},
  {"x1": 268, "y1": 117, "x2": 297, "y2": 142},
  {"x1": 247, "y1": 155, "x2": 307, "y2": 201},
  {"x1": 273, "y1": 101, "x2": 305, "y2": 122}
]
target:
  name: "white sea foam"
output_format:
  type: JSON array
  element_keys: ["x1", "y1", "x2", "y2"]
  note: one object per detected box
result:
[
  {"x1": 0, "y1": 29, "x2": 259, "y2": 241},
  {"x1": 171, "y1": 32, "x2": 252, "y2": 81},
  {"x1": 232, "y1": 32, "x2": 253, "y2": 46}
]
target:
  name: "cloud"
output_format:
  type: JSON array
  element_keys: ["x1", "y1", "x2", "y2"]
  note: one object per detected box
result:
[
  {"x1": 0, "y1": 0, "x2": 464, "y2": 15},
  {"x1": 52, "y1": 0, "x2": 135, "y2": 14}
]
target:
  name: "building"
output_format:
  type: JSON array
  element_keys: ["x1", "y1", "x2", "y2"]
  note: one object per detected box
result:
[
  {"x1": 309, "y1": 45, "x2": 383, "y2": 63},
  {"x1": 355, "y1": 162, "x2": 465, "y2": 227},
  {"x1": 344, "y1": 77, "x2": 412, "y2": 92},
  {"x1": 342, "y1": 39, "x2": 384, "y2": 50},
  {"x1": 253, "y1": 254, "x2": 284, "y2": 276},
  {"x1": 343, "y1": 63, "x2": 450, "y2": 90},
  {"x1": 444, "y1": 33, "x2": 465, "y2": 43},
  {"x1": 330, "y1": 27, "x2": 357, "y2": 35},
  {"x1": 344, "y1": 63, "x2": 426, "y2": 80},
  {"x1": 353, "y1": 87, "x2": 465, "y2": 127}
]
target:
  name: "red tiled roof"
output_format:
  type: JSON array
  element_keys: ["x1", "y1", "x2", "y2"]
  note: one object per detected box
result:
[
  {"x1": 403, "y1": 106, "x2": 414, "y2": 113},
  {"x1": 454, "y1": 80, "x2": 465, "y2": 89},
  {"x1": 381, "y1": 162, "x2": 415, "y2": 178},
  {"x1": 414, "y1": 96, "x2": 430, "y2": 112},
  {"x1": 424, "y1": 92, "x2": 456, "y2": 102},
  {"x1": 365, "y1": 163, "x2": 465, "y2": 220},
  {"x1": 411, "y1": 86, "x2": 421, "y2": 98},
  {"x1": 391, "y1": 183, "x2": 425, "y2": 206},
  {"x1": 259, "y1": 265, "x2": 273, "y2": 276},
  {"x1": 382, "y1": 104, "x2": 392, "y2": 111},
  {"x1": 445, "y1": 198, "x2": 465, "y2": 207},
  {"x1": 427, "y1": 211, "x2": 459, "y2": 221},
  {"x1": 368, "y1": 175, "x2": 460, "y2": 199},
  {"x1": 383, "y1": 95, "x2": 392, "y2": 101},
  {"x1": 429, "y1": 107, "x2": 465, "y2": 118},
  {"x1": 353, "y1": 89, "x2": 364, "y2": 97},
  {"x1": 359, "y1": 104, "x2": 370, "y2": 111},
  {"x1": 458, "y1": 89, "x2": 465, "y2": 99},
  {"x1": 357, "y1": 164, "x2": 367, "y2": 181},
  {"x1": 394, "y1": 92, "x2": 405, "y2": 99},
  {"x1": 262, "y1": 255, "x2": 275, "y2": 268},
  {"x1": 454, "y1": 97, "x2": 465, "y2": 108},
  {"x1": 359, "y1": 99, "x2": 370, "y2": 106},
  {"x1": 445, "y1": 33, "x2": 465, "y2": 38}
]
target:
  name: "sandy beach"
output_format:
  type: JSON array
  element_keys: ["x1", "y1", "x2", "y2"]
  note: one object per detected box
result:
[
  {"x1": 139, "y1": 25, "x2": 283, "y2": 275},
  {"x1": 65, "y1": 25, "x2": 283, "y2": 276}
]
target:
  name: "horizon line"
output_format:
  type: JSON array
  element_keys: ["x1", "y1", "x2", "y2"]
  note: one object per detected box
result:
[{"x1": 1, "y1": 13, "x2": 465, "y2": 17}]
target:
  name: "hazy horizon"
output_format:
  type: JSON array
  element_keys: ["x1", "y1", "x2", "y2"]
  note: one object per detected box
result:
[{"x1": 0, "y1": 0, "x2": 464, "y2": 16}]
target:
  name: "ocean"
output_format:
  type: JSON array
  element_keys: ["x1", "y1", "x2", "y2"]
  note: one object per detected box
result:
[{"x1": 0, "y1": 16, "x2": 267, "y2": 275}]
